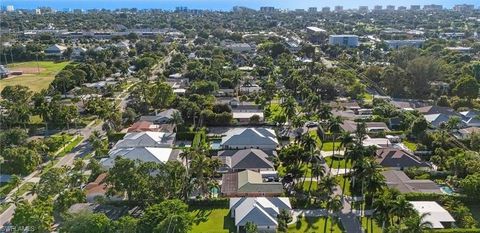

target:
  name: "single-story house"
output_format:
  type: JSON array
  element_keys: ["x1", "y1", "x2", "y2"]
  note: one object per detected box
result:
[
  {"x1": 230, "y1": 197, "x2": 292, "y2": 232},
  {"x1": 216, "y1": 149, "x2": 275, "y2": 173},
  {"x1": 100, "y1": 147, "x2": 178, "y2": 168},
  {"x1": 382, "y1": 170, "x2": 441, "y2": 194},
  {"x1": 376, "y1": 148, "x2": 430, "y2": 170},
  {"x1": 84, "y1": 173, "x2": 125, "y2": 202},
  {"x1": 416, "y1": 106, "x2": 458, "y2": 115},
  {"x1": 455, "y1": 127, "x2": 480, "y2": 140},
  {"x1": 127, "y1": 121, "x2": 175, "y2": 133},
  {"x1": 139, "y1": 109, "x2": 180, "y2": 124},
  {"x1": 113, "y1": 132, "x2": 175, "y2": 148},
  {"x1": 232, "y1": 111, "x2": 264, "y2": 125},
  {"x1": 221, "y1": 170, "x2": 283, "y2": 197},
  {"x1": 239, "y1": 84, "x2": 262, "y2": 94},
  {"x1": 460, "y1": 110, "x2": 480, "y2": 127},
  {"x1": 44, "y1": 44, "x2": 67, "y2": 56},
  {"x1": 410, "y1": 201, "x2": 455, "y2": 229},
  {"x1": 341, "y1": 120, "x2": 390, "y2": 133},
  {"x1": 363, "y1": 137, "x2": 393, "y2": 148},
  {"x1": 220, "y1": 127, "x2": 279, "y2": 149}
]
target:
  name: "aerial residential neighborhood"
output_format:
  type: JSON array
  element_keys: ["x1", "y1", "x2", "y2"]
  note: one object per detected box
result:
[{"x1": 0, "y1": 1, "x2": 480, "y2": 233}]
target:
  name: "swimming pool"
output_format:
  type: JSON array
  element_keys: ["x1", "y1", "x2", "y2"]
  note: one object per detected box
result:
[
  {"x1": 210, "y1": 139, "x2": 222, "y2": 150},
  {"x1": 440, "y1": 185, "x2": 454, "y2": 195}
]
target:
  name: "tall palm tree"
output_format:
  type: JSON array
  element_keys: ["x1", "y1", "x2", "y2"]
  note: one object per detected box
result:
[
  {"x1": 169, "y1": 111, "x2": 184, "y2": 133},
  {"x1": 328, "y1": 116, "x2": 343, "y2": 172},
  {"x1": 281, "y1": 95, "x2": 297, "y2": 124},
  {"x1": 319, "y1": 175, "x2": 337, "y2": 200},
  {"x1": 373, "y1": 188, "x2": 400, "y2": 231},
  {"x1": 404, "y1": 213, "x2": 433, "y2": 233},
  {"x1": 325, "y1": 195, "x2": 343, "y2": 233},
  {"x1": 308, "y1": 158, "x2": 326, "y2": 196},
  {"x1": 338, "y1": 132, "x2": 354, "y2": 182},
  {"x1": 390, "y1": 195, "x2": 414, "y2": 226}
]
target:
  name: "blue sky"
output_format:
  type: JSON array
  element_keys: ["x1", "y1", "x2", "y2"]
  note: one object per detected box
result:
[{"x1": 3, "y1": 0, "x2": 478, "y2": 10}]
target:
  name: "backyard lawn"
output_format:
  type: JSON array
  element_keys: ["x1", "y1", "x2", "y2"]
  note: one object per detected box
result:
[
  {"x1": 190, "y1": 208, "x2": 236, "y2": 233},
  {"x1": 321, "y1": 142, "x2": 342, "y2": 151},
  {"x1": 325, "y1": 157, "x2": 352, "y2": 169},
  {"x1": 0, "y1": 61, "x2": 70, "y2": 92},
  {"x1": 403, "y1": 140, "x2": 418, "y2": 151},
  {"x1": 289, "y1": 216, "x2": 343, "y2": 233}
]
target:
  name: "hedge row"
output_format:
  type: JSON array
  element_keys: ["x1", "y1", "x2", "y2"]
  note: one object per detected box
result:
[
  {"x1": 188, "y1": 198, "x2": 229, "y2": 208},
  {"x1": 404, "y1": 192, "x2": 477, "y2": 204},
  {"x1": 434, "y1": 229, "x2": 480, "y2": 233}
]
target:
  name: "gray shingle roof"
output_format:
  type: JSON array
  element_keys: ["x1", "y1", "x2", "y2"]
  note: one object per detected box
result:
[{"x1": 217, "y1": 149, "x2": 274, "y2": 170}]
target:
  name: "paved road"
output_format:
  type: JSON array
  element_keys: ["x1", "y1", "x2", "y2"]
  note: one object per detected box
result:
[{"x1": 0, "y1": 122, "x2": 102, "y2": 227}]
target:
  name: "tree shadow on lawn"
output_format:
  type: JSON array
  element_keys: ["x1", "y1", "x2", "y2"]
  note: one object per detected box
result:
[
  {"x1": 223, "y1": 211, "x2": 236, "y2": 232},
  {"x1": 192, "y1": 208, "x2": 213, "y2": 224},
  {"x1": 294, "y1": 217, "x2": 321, "y2": 232}
]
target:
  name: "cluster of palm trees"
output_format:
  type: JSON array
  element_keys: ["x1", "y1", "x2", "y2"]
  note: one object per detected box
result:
[
  {"x1": 179, "y1": 146, "x2": 222, "y2": 199},
  {"x1": 373, "y1": 188, "x2": 433, "y2": 233}
]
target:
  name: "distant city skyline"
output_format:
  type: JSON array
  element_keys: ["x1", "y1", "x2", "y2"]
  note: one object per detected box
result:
[{"x1": 1, "y1": 0, "x2": 478, "y2": 11}]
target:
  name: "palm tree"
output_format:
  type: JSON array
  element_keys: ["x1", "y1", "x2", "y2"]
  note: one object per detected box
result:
[
  {"x1": 404, "y1": 213, "x2": 433, "y2": 233},
  {"x1": 373, "y1": 188, "x2": 400, "y2": 231},
  {"x1": 170, "y1": 111, "x2": 184, "y2": 132},
  {"x1": 328, "y1": 116, "x2": 343, "y2": 172},
  {"x1": 318, "y1": 104, "x2": 332, "y2": 122},
  {"x1": 390, "y1": 195, "x2": 414, "y2": 226},
  {"x1": 338, "y1": 132, "x2": 354, "y2": 180},
  {"x1": 319, "y1": 176, "x2": 337, "y2": 199},
  {"x1": 281, "y1": 95, "x2": 297, "y2": 124},
  {"x1": 9, "y1": 175, "x2": 22, "y2": 194},
  {"x1": 325, "y1": 195, "x2": 343, "y2": 233},
  {"x1": 309, "y1": 158, "x2": 326, "y2": 196}
]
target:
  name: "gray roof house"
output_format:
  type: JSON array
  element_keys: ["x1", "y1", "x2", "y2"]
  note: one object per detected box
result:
[
  {"x1": 44, "y1": 44, "x2": 67, "y2": 56},
  {"x1": 376, "y1": 148, "x2": 430, "y2": 169},
  {"x1": 220, "y1": 128, "x2": 279, "y2": 149},
  {"x1": 113, "y1": 132, "x2": 175, "y2": 148},
  {"x1": 229, "y1": 197, "x2": 292, "y2": 232},
  {"x1": 460, "y1": 110, "x2": 480, "y2": 127},
  {"x1": 140, "y1": 109, "x2": 180, "y2": 124},
  {"x1": 216, "y1": 149, "x2": 275, "y2": 173},
  {"x1": 382, "y1": 170, "x2": 442, "y2": 194},
  {"x1": 221, "y1": 170, "x2": 283, "y2": 197}
]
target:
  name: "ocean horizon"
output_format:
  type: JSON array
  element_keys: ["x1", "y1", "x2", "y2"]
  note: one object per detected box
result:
[{"x1": 2, "y1": 0, "x2": 478, "y2": 11}]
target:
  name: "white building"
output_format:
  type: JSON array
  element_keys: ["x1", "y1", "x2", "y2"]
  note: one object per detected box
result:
[
  {"x1": 329, "y1": 35, "x2": 359, "y2": 47},
  {"x1": 385, "y1": 40, "x2": 425, "y2": 49},
  {"x1": 6, "y1": 5, "x2": 14, "y2": 12},
  {"x1": 229, "y1": 197, "x2": 292, "y2": 232},
  {"x1": 100, "y1": 147, "x2": 175, "y2": 169},
  {"x1": 410, "y1": 201, "x2": 455, "y2": 229}
]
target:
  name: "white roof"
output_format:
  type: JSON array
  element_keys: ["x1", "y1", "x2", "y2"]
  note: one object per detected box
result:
[
  {"x1": 102, "y1": 147, "x2": 173, "y2": 168},
  {"x1": 114, "y1": 132, "x2": 173, "y2": 148},
  {"x1": 363, "y1": 138, "x2": 390, "y2": 148},
  {"x1": 221, "y1": 128, "x2": 278, "y2": 147},
  {"x1": 232, "y1": 112, "x2": 264, "y2": 119},
  {"x1": 230, "y1": 197, "x2": 291, "y2": 227},
  {"x1": 307, "y1": 26, "x2": 326, "y2": 32},
  {"x1": 410, "y1": 201, "x2": 455, "y2": 229}
]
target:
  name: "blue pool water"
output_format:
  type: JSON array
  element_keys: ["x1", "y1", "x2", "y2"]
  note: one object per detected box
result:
[
  {"x1": 440, "y1": 185, "x2": 454, "y2": 195},
  {"x1": 210, "y1": 140, "x2": 221, "y2": 150}
]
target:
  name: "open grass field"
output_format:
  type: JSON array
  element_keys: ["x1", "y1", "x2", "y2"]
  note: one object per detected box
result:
[
  {"x1": 0, "y1": 61, "x2": 70, "y2": 93},
  {"x1": 325, "y1": 157, "x2": 352, "y2": 169},
  {"x1": 190, "y1": 208, "x2": 236, "y2": 233}
]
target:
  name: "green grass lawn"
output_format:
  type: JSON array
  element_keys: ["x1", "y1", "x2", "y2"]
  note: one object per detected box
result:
[
  {"x1": 289, "y1": 216, "x2": 343, "y2": 233},
  {"x1": 0, "y1": 61, "x2": 70, "y2": 92},
  {"x1": 403, "y1": 140, "x2": 417, "y2": 151},
  {"x1": 189, "y1": 208, "x2": 236, "y2": 233},
  {"x1": 14, "y1": 182, "x2": 34, "y2": 197},
  {"x1": 303, "y1": 180, "x2": 318, "y2": 192},
  {"x1": 325, "y1": 157, "x2": 352, "y2": 169},
  {"x1": 309, "y1": 130, "x2": 322, "y2": 149},
  {"x1": 361, "y1": 217, "x2": 383, "y2": 233},
  {"x1": 321, "y1": 142, "x2": 342, "y2": 151},
  {"x1": 336, "y1": 175, "x2": 351, "y2": 197}
]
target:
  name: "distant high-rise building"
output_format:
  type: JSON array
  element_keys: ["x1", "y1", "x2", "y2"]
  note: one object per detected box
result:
[
  {"x1": 73, "y1": 9, "x2": 83, "y2": 14},
  {"x1": 329, "y1": 35, "x2": 359, "y2": 47},
  {"x1": 386, "y1": 5, "x2": 395, "y2": 11},
  {"x1": 322, "y1": 7, "x2": 330, "y2": 13},
  {"x1": 6, "y1": 5, "x2": 14, "y2": 12},
  {"x1": 334, "y1": 6, "x2": 344, "y2": 12},
  {"x1": 260, "y1": 6, "x2": 275, "y2": 13},
  {"x1": 423, "y1": 4, "x2": 443, "y2": 11},
  {"x1": 62, "y1": 8, "x2": 71, "y2": 12},
  {"x1": 35, "y1": 8, "x2": 41, "y2": 15},
  {"x1": 397, "y1": 6, "x2": 407, "y2": 11},
  {"x1": 453, "y1": 4, "x2": 475, "y2": 12},
  {"x1": 374, "y1": 5, "x2": 383, "y2": 11},
  {"x1": 359, "y1": 6, "x2": 369, "y2": 12},
  {"x1": 306, "y1": 26, "x2": 327, "y2": 44},
  {"x1": 308, "y1": 7, "x2": 317, "y2": 13},
  {"x1": 410, "y1": 5, "x2": 421, "y2": 10},
  {"x1": 295, "y1": 9, "x2": 305, "y2": 13}
]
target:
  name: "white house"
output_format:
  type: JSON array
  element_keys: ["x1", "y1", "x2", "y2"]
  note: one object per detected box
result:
[
  {"x1": 220, "y1": 128, "x2": 278, "y2": 149},
  {"x1": 113, "y1": 131, "x2": 176, "y2": 148},
  {"x1": 100, "y1": 147, "x2": 174, "y2": 169},
  {"x1": 410, "y1": 201, "x2": 456, "y2": 229},
  {"x1": 229, "y1": 197, "x2": 292, "y2": 232}
]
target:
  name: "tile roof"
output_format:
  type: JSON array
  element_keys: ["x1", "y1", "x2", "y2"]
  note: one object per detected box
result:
[
  {"x1": 375, "y1": 148, "x2": 429, "y2": 168},
  {"x1": 382, "y1": 170, "x2": 441, "y2": 194}
]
